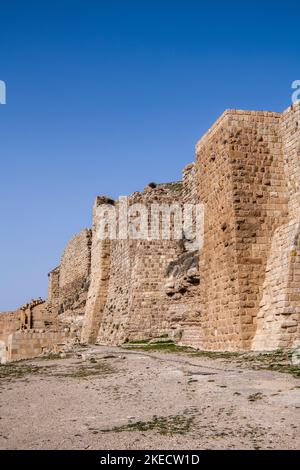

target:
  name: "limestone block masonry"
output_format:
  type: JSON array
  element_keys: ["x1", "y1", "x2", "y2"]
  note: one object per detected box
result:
[
  {"x1": 48, "y1": 228, "x2": 92, "y2": 335},
  {"x1": 1, "y1": 103, "x2": 300, "y2": 361}
]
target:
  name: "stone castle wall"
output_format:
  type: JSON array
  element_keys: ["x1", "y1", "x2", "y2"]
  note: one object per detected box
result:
[
  {"x1": 48, "y1": 267, "x2": 60, "y2": 314},
  {"x1": 0, "y1": 311, "x2": 21, "y2": 341},
  {"x1": 47, "y1": 228, "x2": 92, "y2": 339},
  {"x1": 82, "y1": 183, "x2": 186, "y2": 345},
  {"x1": 194, "y1": 110, "x2": 289, "y2": 350},
  {"x1": 3, "y1": 330, "x2": 73, "y2": 362},
  {"x1": 116, "y1": 183, "x2": 184, "y2": 343},
  {"x1": 252, "y1": 104, "x2": 300, "y2": 350},
  {"x1": 0, "y1": 230, "x2": 92, "y2": 362},
  {"x1": 91, "y1": 104, "x2": 299, "y2": 351},
  {"x1": 81, "y1": 197, "x2": 114, "y2": 343},
  {"x1": 54, "y1": 228, "x2": 92, "y2": 317},
  {"x1": 164, "y1": 163, "x2": 202, "y2": 347},
  {"x1": 1, "y1": 103, "x2": 300, "y2": 360}
]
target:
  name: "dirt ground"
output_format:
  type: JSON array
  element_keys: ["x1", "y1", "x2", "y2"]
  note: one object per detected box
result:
[{"x1": 0, "y1": 345, "x2": 299, "y2": 450}]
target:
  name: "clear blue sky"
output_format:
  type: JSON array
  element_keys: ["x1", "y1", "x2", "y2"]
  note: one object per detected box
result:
[{"x1": 0, "y1": 0, "x2": 299, "y2": 311}]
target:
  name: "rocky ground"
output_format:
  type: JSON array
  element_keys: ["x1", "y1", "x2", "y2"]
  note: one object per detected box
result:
[{"x1": 0, "y1": 344, "x2": 299, "y2": 450}]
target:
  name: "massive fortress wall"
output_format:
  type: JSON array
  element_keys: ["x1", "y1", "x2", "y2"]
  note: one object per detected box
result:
[
  {"x1": 80, "y1": 104, "x2": 300, "y2": 351},
  {"x1": 0, "y1": 230, "x2": 92, "y2": 362},
  {"x1": 81, "y1": 184, "x2": 185, "y2": 345},
  {"x1": 192, "y1": 105, "x2": 299, "y2": 351},
  {"x1": 252, "y1": 104, "x2": 300, "y2": 350},
  {"x1": 48, "y1": 228, "x2": 92, "y2": 318},
  {"x1": 1, "y1": 103, "x2": 300, "y2": 362},
  {"x1": 195, "y1": 109, "x2": 289, "y2": 350}
]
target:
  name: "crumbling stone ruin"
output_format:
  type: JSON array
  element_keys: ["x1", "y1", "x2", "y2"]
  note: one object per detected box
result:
[{"x1": 1, "y1": 103, "x2": 300, "y2": 362}]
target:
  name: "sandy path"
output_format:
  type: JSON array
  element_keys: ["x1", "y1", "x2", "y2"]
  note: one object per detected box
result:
[{"x1": 0, "y1": 346, "x2": 299, "y2": 450}]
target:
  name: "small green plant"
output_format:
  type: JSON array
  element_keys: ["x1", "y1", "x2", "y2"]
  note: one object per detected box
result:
[
  {"x1": 123, "y1": 340, "x2": 194, "y2": 353},
  {"x1": 55, "y1": 361, "x2": 116, "y2": 379},
  {"x1": 100, "y1": 413, "x2": 195, "y2": 436},
  {"x1": 0, "y1": 362, "x2": 55, "y2": 381},
  {"x1": 190, "y1": 350, "x2": 241, "y2": 359},
  {"x1": 248, "y1": 392, "x2": 264, "y2": 402},
  {"x1": 39, "y1": 353, "x2": 67, "y2": 360},
  {"x1": 124, "y1": 339, "x2": 151, "y2": 345}
]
